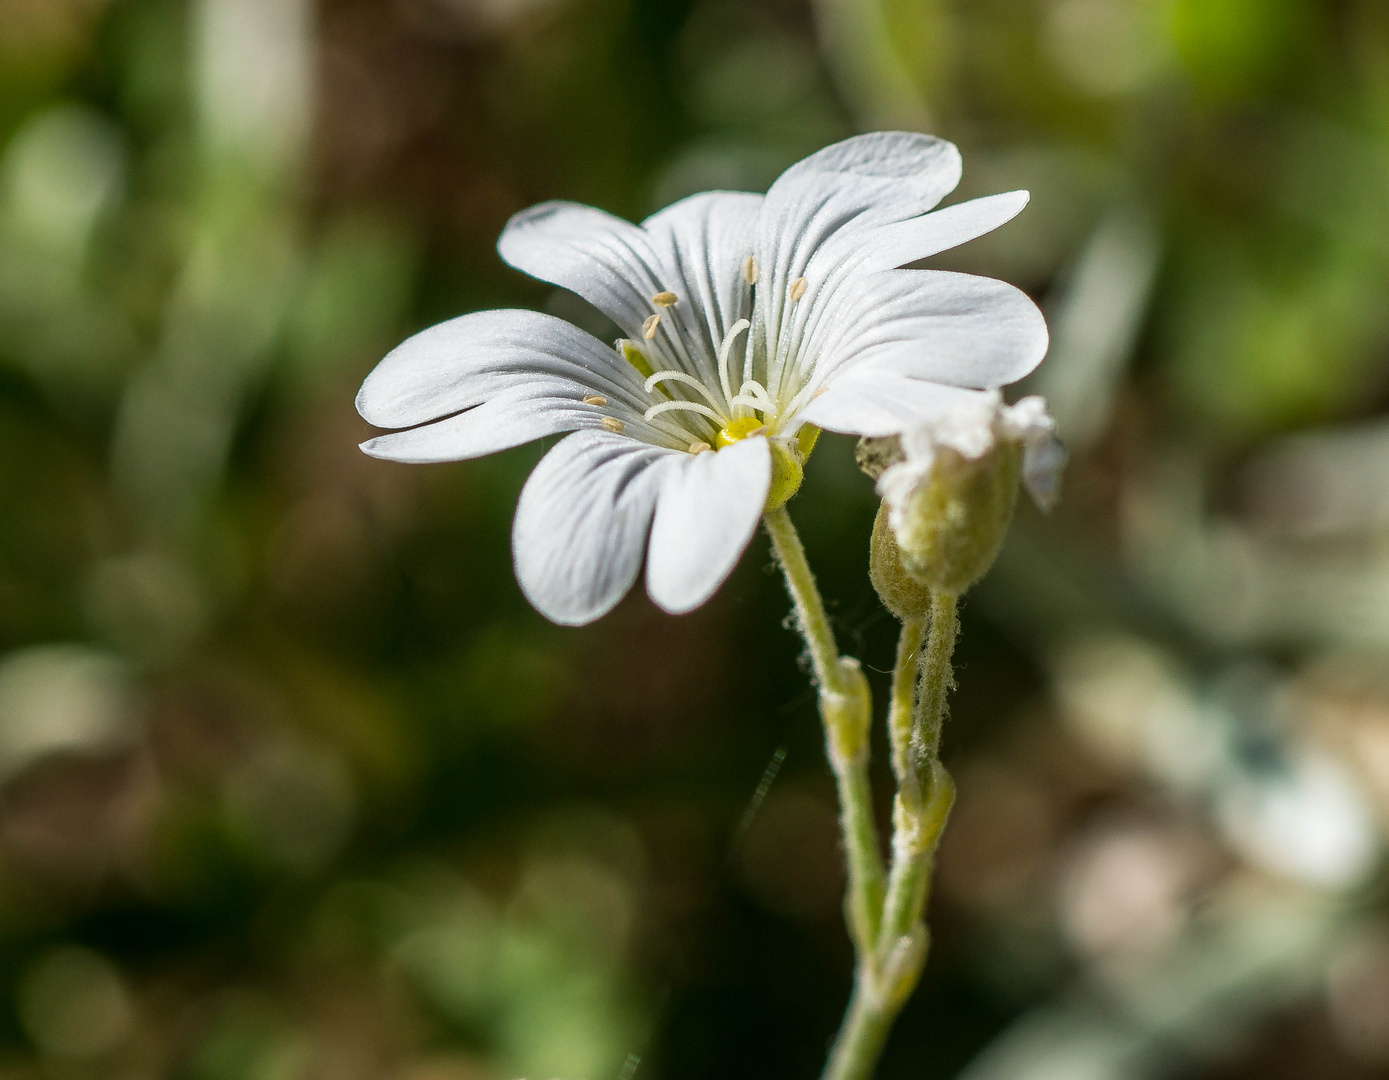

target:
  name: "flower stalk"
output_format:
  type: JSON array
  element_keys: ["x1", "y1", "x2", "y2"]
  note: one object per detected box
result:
[
  {"x1": 765, "y1": 507, "x2": 885, "y2": 955},
  {"x1": 822, "y1": 593, "x2": 958, "y2": 1080},
  {"x1": 766, "y1": 508, "x2": 961, "y2": 1080}
]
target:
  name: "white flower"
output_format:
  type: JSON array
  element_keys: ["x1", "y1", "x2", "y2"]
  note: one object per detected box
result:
[
  {"x1": 356, "y1": 132, "x2": 1049, "y2": 625},
  {"x1": 876, "y1": 391, "x2": 1065, "y2": 536}
]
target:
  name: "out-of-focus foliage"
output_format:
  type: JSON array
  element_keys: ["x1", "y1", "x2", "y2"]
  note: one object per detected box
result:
[{"x1": 1, "y1": 1, "x2": 1389, "y2": 1078}]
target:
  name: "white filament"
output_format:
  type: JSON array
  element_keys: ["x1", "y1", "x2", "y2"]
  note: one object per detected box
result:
[
  {"x1": 645, "y1": 370, "x2": 728, "y2": 413},
  {"x1": 644, "y1": 399, "x2": 725, "y2": 425},
  {"x1": 716, "y1": 318, "x2": 751, "y2": 407}
]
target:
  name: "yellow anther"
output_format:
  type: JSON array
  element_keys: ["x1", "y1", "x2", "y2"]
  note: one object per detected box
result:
[
  {"x1": 601, "y1": 417, "x2": 626, "y2": 433},
  {"x1": 790, "y1": 277, "x2": 807, "y2": 302},
  {"x1": 743, "y1": 256, "x2": 758, "y2": 285},
  {"x1": 642, "y1": 314, "x2": 661, "y2": 339},
  {"x1": 715, "y1": 416, "x2": 768, "y2": 449},
  {"x1": 651, "y1": 291, "x2": 678, "y2": 307},
  {"x1": 812, "y1": 387, "x2": 827, "y2": 398},
  {"x1": 583, "y1": 394, "x2": 608, "y2": 405},
  {"x1": 689, "y1": 440, "x2": 712, "y2": 455}
]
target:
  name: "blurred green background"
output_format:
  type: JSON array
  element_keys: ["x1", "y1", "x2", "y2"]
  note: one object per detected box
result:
[{"x1": 3, "y1": 0, "x2": 1389, "y2": 1078}]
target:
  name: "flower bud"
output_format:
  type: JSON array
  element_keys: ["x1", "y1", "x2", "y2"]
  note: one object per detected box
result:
[
  {"x1": 889, "y1": 440, "x2": 1021, "y2": 595},
  {"x1": 868, "y1": 503, "x2": 932, "y2": 620},
  {"x1": 876, "y1": 393, "x2": 1064, "y2": 597}
]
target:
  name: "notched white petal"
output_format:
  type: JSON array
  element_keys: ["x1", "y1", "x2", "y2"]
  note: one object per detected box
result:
[
  {"x1": 498, "y1": 201, "x2": 659, "y2": 336},
  {"x1": 861, "y1": 190, "x2": 1031, "y2": 272},
  {"x1": 513, "y1": 431, "x2": 675, "y2": 626},
  {"x1": 817, "y1": 269, "x2": 1049, "y2": 391},
  {"x1": 799, "y1": 378, "x2": 998, "y2": 438},
  {"x1": 359, "y1": 384, "x2": 629, "y2": 464},
  {"x1": 757, "y1": 132, "x2": 965, "y2": 290},
  {"x1": 356, "y1": 308, "x2": 639, "y2": 430},
  {"x1": 646, "y1": 437, "x2": 771, "y2": 614}
]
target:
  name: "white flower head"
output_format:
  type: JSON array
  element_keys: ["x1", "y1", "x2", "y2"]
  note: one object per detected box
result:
[
  {"x1": 356, "y1": 132, "x2": 1049, "y2": 625},
  {"x1": 877, "y1": 392, "x2": 1066, "y2": 533}
]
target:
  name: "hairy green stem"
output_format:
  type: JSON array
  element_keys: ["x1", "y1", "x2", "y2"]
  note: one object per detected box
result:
[
  {"x1": 766, "y1": 508, "x2": 963, "y2": 1080},
  {"x1": 821, "y1": 979, "x2": 894, "y2": 1080},
  {"x1": 822, "y1": 592, "x2": 960, "y2": 1080},
  {"x1": 914, "y1": 592, "x2": 959, "y2": 774},
  {"x1": 765, "y1": 507, "x2": 885, "y2": 954},
  {"x1": 764, "y1": 506, "x2": 843, "y2": 694},
  {"x1": 887, "y1": 617, "x2": 925, "y2": 808}
]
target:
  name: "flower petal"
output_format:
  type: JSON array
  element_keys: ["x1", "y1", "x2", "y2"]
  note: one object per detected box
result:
[
  {"x1": 512, "y1": 430, "x2": 676, "y2": 626},
  {"x1": 799, "y1": 376, "x2": 998, "y2": 437},
  {"x1": 858, "y1": 190, "x2": 1030, "y2": 272},
  {"x1": 757, "y1": 132, "x2": 960, "y2": 292},
  {"x1": 754, "y1": 132, "x2": 963, "y2": 393},
  {"x1": 497, "y1": 201, "x2": 661, "y2": 338},
  {"x1": 640, "y1": 191, "x2": 763, "y2": 385},
  {"x1": 813, "y1": 269, "x2": 1049, "y2": 389},
  {"x1": 645, "y1": 437, "x2": 771, "y2": 614},
  {"x1": 356, "y1": 308, "x2": 646, "y2": 429},
  {"x1": 360, "y1": 383, "x2": 630, "y2": 463}
]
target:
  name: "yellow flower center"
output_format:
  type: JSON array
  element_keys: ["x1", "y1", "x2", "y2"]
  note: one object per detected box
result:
[{"x1": 715, "y1": 416, "x2": 768, "y2": 449}]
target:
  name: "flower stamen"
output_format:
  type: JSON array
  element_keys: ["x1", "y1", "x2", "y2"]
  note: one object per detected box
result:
[
  {"x1": 651, "y1": 291, "x2": 678, "y2": 307},
  {"x1": 716, "y1": 318, "x2": 751, "y2": 406},
  {"x1": 689, "y1": 440, "x2": 712, "y2": 454},
  {"x1": 645, "y1": 370, "x2": 728, "y2": 414},
  {"x1": 644, "y1": 399, "x2": 725, "y2": 425},
  {"x1": 730, "y1": 378, "x2": 777, "y2": 421},
  {"x1": 582, "y1": 394, "x2": 608, "y2": 405},
  {"x1": 601, "y1": 417, "x2": 626, "y2": 433},
  {"x1": 743, "y1": 257, "x2": 758, "y2": 285},
  {"x1": 790, "y1": 276, "x2": 807, "y2": 302},
  {"x1": 729, "y1": 394, "x2": 772, "y2": 413},
  {"x1": 738, "y1": 379, "x2": 775, "y2": 408},
  {"x1": 642, "y1": 314, "x2": 661, "y2": 339}
]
